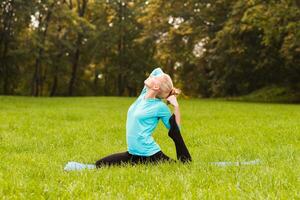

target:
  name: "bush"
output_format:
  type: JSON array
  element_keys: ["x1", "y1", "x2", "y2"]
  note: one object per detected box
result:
[{"x1": 227, "y1": 86, "x2": 300, "y2": 103}]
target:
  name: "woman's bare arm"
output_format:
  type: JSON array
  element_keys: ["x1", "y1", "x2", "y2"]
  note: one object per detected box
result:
[
  {"x1": 167, "y1": 95, "x2": 180, "y2": 126},
  {"x1": 173, "y1": 105, "x2": 180, "y2": 126}
]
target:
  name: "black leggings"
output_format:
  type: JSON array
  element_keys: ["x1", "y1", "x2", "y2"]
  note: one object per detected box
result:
[
  {"x1": 95, "y1": 151, "x2": 174, "y2": 167},
  {"x1": 95, "y1": 114, "x2": 191, "y2": 168}
]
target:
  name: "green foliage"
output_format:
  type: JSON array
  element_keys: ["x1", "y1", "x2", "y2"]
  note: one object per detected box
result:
[
  {"x1": 229, "y1": 86, "x2": 300, "y2": 103},
  {"x1": 0, "y1": 0, "x2": 299, "y2": 100},
  {"x1": 204, "y1": 0, "x2": 300, "y2": 97}
]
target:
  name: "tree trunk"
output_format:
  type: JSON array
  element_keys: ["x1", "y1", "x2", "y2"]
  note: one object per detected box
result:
[
  {"x1": 104, "y1": 74, "x2": 109, "y2": 95},
  {"x1": 50, "y1": 65, "x2": 59, "y2": 96},
  {"x1": 32, "y1": 54, "x2": 41, "y2": 96},
  {"x1": 68, "y1": 37, "x2": 81, "y2": 96},
  {"x1": 2, "y1": 36, "x2": 10, "y2": 94},
  {"x1": 67, "y1": 0, "x2": 88, "y2": 96},
  {"x1": 1, "y1": 1, "x2": 14, "y2": 94},
  {"x1": 31, "y1": 2, "x2": 55, "y2": 96},
  {"x1": 117, "y1": 1, "x2": 126, "y2": 96},
  {"x1": 50, "y1": 28, "x2": 65, "y2": 96},
  {"x1": 3, "y1": 62, "x2": 8, "y2": 94}
]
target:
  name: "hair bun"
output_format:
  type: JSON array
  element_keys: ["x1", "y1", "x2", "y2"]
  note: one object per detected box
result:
[{"x1": 171, "y1": 87, "x2": 181, "y2": 96}]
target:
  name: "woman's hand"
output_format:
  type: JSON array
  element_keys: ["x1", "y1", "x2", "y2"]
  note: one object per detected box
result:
[{"x1": 167, "y1": 95, "x2": 179, "y2": 107}]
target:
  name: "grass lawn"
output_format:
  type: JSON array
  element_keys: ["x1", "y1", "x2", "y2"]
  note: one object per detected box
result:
[{"x1": 0, "y1": 96, "x2": 299, "y2": 199}]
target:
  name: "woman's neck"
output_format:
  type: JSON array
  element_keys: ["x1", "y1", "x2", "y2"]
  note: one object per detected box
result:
[{"x1": 144, "y1": 89, "x2": 158, "y2": 99}]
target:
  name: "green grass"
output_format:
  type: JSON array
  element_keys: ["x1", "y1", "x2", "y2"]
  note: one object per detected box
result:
[{"x1": 0, "y1": 96, "x2": 299, "y2": 199}]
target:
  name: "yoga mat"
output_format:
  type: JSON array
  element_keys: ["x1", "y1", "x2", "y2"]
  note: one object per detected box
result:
[
  {"x1": 64, "y1": 159, "x2": 261, "y2": 171},
  {"x1": 210, "y1": 159, "x2": 261, "y2": 167}
]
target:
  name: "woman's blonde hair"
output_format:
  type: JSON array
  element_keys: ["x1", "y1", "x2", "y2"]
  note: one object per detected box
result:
[{"x1": 157, "y1": 73, "x2": 181, "y2": 98}]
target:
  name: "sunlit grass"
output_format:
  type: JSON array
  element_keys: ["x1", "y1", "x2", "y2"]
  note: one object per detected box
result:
[{"x1": 0, "y1": 96, "x2": 299, "y2": 199}]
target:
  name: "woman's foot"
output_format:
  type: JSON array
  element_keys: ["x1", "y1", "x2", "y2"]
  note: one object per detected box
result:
[{"x1": 64, "y1": 161, "x2": 96, "y2": 171}]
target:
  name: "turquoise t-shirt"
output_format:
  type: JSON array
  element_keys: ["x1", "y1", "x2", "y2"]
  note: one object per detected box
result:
[{"x1": 126, "y1": 68, "x2": 172, "y2": 156}]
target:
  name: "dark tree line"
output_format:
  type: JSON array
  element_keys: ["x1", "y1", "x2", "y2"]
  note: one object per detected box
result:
[{"x1": 0, "y1": 0, "x2": 299, "y2": 97}]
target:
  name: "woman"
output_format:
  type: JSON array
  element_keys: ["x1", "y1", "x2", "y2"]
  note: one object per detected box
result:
[{"x1": 95, "y1": 67, "x2": 191, "y2": 167}]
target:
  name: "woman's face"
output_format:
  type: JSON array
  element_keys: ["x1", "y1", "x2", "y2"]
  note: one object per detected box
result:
[
  {"x1": 144, "y1": 75, "x2": 159, "y2": 89},
  {"x1": 144, "y1": 76, "x2": 172, "y2": 99}
]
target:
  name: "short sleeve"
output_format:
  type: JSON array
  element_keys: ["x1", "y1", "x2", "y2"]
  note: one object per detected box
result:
[
  {"x1": 157, "y1": 103, "x2": 172, "y2": 130},
  {"x1": 140, "y1": 67, "x2": 164, "y2": 96}
]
